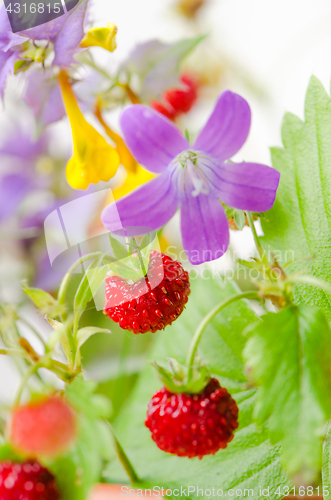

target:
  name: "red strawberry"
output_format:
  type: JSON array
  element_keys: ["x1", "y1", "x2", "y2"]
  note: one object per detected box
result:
[
  {"x1": 151, "y1": 73, "x2": 198, "y2": 120},
  {"x1": 163, "y1": 74, "x2": 198, "y2": 114},
  {"x1": 104, "y1": 251, "x2": 190, "y2": 334},
  {"x1": 0, "y1": 460, "x2": 60, "y2": 500},
  {"x1": 10, "y1": 395, "x2": 77, "y2": 458},
  {"x1": 145, "y1": 378, "x2": 239, "y2": 458}
]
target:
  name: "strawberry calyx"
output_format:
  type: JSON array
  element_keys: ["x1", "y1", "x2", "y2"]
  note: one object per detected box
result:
[{"x1": 153, "y1": 357, "x2": 211, "y2": 395}]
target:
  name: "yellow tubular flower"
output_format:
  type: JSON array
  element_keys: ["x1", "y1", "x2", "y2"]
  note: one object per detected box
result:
[
  {"x1": 95, "y1": 104, "x2": 137, "y2": 173},
  {"x1": 81, "y1": 23, "x2": 118, "y2": 52},
  {"x1": 59, "y1": 71, "x2": 120, "y2": 190}
]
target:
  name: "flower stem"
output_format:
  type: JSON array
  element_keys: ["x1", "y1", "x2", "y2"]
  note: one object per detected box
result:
[
  {"x1": 247, "y1": 212, "x2": 264, "y2": 259},
  {"x1": 107, "y1": 421, "x2": 140, "y2": 484},
  {"x1": 186, "y1": 291, "x2": 259, "y2": 380},
  {"x1": 13, "y1": 361, "x2": 43, "y2": 406},
  {"x1": 58, "y1": 252, "x2": 103, "y2": 310}
]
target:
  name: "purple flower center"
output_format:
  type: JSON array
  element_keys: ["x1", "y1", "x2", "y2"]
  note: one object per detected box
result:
[{"x1": 171, "y1": 150, "x2": 217, "y2": 198}]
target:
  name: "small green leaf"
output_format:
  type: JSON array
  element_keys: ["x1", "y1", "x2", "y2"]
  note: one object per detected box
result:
[
  {"x1": 45, "y1": 316, "x2": 73, "y2": 353},
  {"x1": 22, "y1": 281, "x2": 65, "y2": 318},
  {"x1": 77, "y1": 327, "x2": 111, "y2": 350},
  {"x1": 243, "y1": 304, "x2": 331, "y2": 478},
  {"x1": 109, "y1": 234, "x2": 129, "y2": 261}
]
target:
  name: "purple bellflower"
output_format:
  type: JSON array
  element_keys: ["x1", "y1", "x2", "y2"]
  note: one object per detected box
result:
[
  {"x1": 101, "y1": 91, "x2": 280, "y2": 264},
  {"x1": 0, "y1": 0, "x2": 89, "y2": 96}
]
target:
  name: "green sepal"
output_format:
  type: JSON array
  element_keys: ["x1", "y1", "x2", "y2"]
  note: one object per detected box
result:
[
  {"x1": 233, "y1": 210, "x2": 246, "y2": 230},
  {"x1": 22, "y1": 281, "x2": 66, "y2": 318},
  {"x1": 153, "y1": 358, "x2": 211, "y2": 395}
]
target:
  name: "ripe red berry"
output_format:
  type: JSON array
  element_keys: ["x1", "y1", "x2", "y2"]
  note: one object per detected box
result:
[
  {"x1": 104, "y1": 251, "x2": 190, "y2": 334},
  {"x1": 10, "y1": 395, "x2": 77, "y2": 458},
  {"x1": 163, "y1": 74, "x2": 198, "y2": 114},
  {"x1": 0, "y1": 460, "x2": 60, "y2": 500},
  {"x1": 151, "y1": 73, "x2": 198, "y2": 120},
  {"x1": 145, "y1": 378, "x2": 239, "y2": 458}
]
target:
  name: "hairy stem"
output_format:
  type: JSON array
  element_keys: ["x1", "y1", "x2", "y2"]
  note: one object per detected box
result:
[{"x1": 186, "y1": 291, "x2": 259, "y2": 380}]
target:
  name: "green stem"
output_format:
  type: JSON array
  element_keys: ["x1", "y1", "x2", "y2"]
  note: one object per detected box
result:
[
  {"x1": 186, "y1": 291, "x2": 259, "y2": 379},
  {"x1": 0, "y1": 348, "x2": 29, "y2": 358},
  {"x1": 131, "y1": 238, "x2": 147, "y2": 277},
  {"x1": 107, "y1": 421, "x2": 140, "y2": 484},
  {"x1": 58, "y1": 252, "x2": 103, "y2": 309},
  {"x1": 247, "y1": 212, "x2": 264, "y2": 259},
  {"x1": 13, "y1": 361, "x2": 43, "y2": 406},
  {"x1": 18, "y1": 317, "x2": 46, "y2": 348}
]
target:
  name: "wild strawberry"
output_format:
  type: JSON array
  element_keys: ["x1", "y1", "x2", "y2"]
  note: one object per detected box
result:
[
  {"x1": 10, "y1": 395, "x2": 77, "y2": 458},
  {"x1": 0, "y1": 460, "x2": 60, "y2": 500},
  {"x1": 151, "y1": 73, "x2": 198, "y2": 120},
  {"x1": 163, "y1": 74, "x2": 198, "y2": 114},
  {"x1": 104, "y1": 251, "x2": 190, "y2": 334},
  {"x1": 145, "y1": 378, "x2": 239, "y2": 459}
]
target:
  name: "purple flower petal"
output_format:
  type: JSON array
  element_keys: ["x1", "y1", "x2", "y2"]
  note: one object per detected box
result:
[
  {"x1": 0, "y1": 174, "x2": 32, "y2": 222},
  {"x1": 24, "y1": 69, "x2": 66, "y2": 126},
  {"x1": 0, "y1": 51, "x2": 16, "y2": 97},
  {"x1": 53, "y1": 0, "x2": 88, "y2": 68},
  {"x1": 180, "y1": 192, "x2": 229, "y2": 264},
  {"x1": 214, "y1": 162, "x2": 280, "y2": 212},
  {"x1": 102, "y1": 171, "x2": 179, "y2": 234},
  {"x1": 0, "y1": 32, "x2": 28, "y2": 52},
  {"x1": 120, "y1": 105, "x2": 189, "y2": 173},
  {"x1": 0, "y1": 125, "x2": 47, "y2": 159},
  {"x1": 194, "y1": 91, "x2": 251, "y2": 161}
]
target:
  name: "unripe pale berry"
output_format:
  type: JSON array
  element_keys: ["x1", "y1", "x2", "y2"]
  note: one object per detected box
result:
[{"x1": 10, "y1": 395, "x2": 77, "y2": 458}]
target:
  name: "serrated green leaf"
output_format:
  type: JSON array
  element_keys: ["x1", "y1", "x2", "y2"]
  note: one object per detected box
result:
[
  {"x1": 261, "y1": 76, "x2": 331, "y2": 318},
  {"x1": 22, "y1": 281, "x2": 65, "y2": 318},
  {"x1": 77, "y1": 327, "x2": 111, "y2": 350},
  {"x1": 243, "y1": 304, "x2": 331, "y2": 478},
  {"x1": 105, "y1": 276, "x2": 291, "y2": 499}
]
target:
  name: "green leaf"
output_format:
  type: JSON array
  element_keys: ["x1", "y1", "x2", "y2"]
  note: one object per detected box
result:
[
  {"x1": 77, "y1": 327, "x2": 111, "y2": 350},
  {"x1": 22, "y1": 281, "x2": 65, "y2": 318},
  {"x1": 105, "y1": 276, "x2": 291, "y2": 499},
  {"x1": 65, "y1": 376, "x2": 112, "y2": 420},
  {"x1": 109, "y1": 234, "x2": 129, "y2": 261},
  {"x1": 243, "y1": 304, "x2": 331, "y2": 478},
  {"x1": 261, "y1": 76, "x2": 331, "y2": 317},
  {"x1": 124, "y1": 36, "x2": 205, "y2": 101}
]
